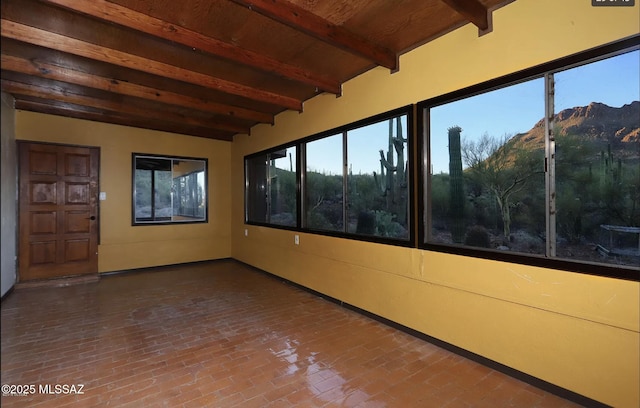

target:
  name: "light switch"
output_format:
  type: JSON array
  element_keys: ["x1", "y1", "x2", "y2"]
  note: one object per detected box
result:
[{"x1": 99, "y1": 192, "x2": 107, "y2": 201}]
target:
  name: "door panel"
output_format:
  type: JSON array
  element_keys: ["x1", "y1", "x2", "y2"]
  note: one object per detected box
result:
[
  {"x1": 19, "y1": 142, "x2": 99, "y2": 281},
  {"x1": 65, "y1": 210, "x2": 91, "y2": 233},
  {"x1": 30, "y1": 241, "x2": 56, "y2": 265},
  {"x1": 31, "y1": 211, "x2": 57, "y2": 234}
]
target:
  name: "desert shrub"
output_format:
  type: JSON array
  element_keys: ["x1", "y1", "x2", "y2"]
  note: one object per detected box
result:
[
  {"x1": 464, "y1": 225, "x2": 491, "y2": 248},
  {"x1": 356, "y1": 211, "x2": 376, "y2": 235}
]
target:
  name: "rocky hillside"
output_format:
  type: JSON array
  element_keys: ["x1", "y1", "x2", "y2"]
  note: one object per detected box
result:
[{"x1": 512, "y1": 101, "x2": 640, "y2": 158}]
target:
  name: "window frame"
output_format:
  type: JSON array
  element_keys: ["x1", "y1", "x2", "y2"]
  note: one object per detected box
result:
[
  {"x1": 244, "y1": 105, "x2": 415, "y2": 247},
  {"x1": 132, "y1": 153, "x2": 208, "y2": 226},
  {"x1": 244, "y1": 143, "x2": 301, "y2": 229},
  {"x1": 417, "y1": 35, "x2": 640, "y2": 281}
]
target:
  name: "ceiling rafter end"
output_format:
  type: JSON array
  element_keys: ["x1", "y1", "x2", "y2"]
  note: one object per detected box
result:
[{"x1": 440, "y1": 0, "x2": 491, "y2": 33}]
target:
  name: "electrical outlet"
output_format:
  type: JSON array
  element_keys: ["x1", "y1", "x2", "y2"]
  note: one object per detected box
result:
[
  {"x1": 294, "y1": 234, "x2": 299, "y2": 245},
  {"x1": 244, "y1": 229, "x2": 248, "y2": 237}
]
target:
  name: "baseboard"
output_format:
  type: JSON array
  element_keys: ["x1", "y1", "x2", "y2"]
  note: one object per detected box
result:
[
  {"x1": 1, "y1": 285, "x2": 15, "y2": 303},
  {"x1": 99, "y1": 258, "x2": 234, "y2": 278},
  {"x1": 15, "y1": 274, "x2": 100, "y2": 290}
]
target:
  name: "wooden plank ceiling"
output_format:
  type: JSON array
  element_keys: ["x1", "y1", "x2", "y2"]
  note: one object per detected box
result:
[{"x1": 1, "y1": 0, "x2": 514, "y2": 142}]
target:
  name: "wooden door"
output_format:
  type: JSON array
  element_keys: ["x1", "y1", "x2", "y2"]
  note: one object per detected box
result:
[{"x1": 18, "y1": 142, "x2": 99, "y2": 281}]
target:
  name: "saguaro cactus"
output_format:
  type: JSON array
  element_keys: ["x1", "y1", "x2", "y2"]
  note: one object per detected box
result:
[
  {"x1": 448, "y1": 126, "x2": 465, "y2": 243},
  {"x1": 374, "y1": 117, "x2": 407, "y2": 224},
  {"x1": 600, "y1": 143, "x2": 622, "y2": 189}
]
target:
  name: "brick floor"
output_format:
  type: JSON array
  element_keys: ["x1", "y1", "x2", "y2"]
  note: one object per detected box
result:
[{"x1": 1, "y1": 260, "x2": 585, "y2": 407}]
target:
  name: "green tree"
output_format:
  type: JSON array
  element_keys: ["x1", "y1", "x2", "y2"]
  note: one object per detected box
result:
[
  {"x1": 462, "y1": 133, "x2": 543, "y2": 240},
  {"x1": 306, "y1": 171, "x2": 344, "y2": 230}
]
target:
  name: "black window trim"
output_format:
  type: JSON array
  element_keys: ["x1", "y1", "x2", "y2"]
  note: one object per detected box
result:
[{"x1": 417, "y1": 34, "x2": 640, "y2": 282}]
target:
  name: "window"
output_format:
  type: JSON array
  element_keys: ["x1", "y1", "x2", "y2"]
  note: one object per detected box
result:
[
  {"x1": 302, "y1": 109, "x2": 411, "y2": 241},
  {"x1": 245, "y1": 107, "x2": 413, "y2": 244},
  {"x1": 553, "y1": 51, "x2": 639, "y2": 266},
  {"x1": 420, "y1": 40, "x2": 639, "y2": 276},
  {"x1": 305, "y1": 134, "x2": 344, "y2": 232},
  {"x1": 133, "y1": 154, "x2": 207, "y2": 224},
  {"x1": 245, "y1": 146, "x2": 298, "y2": 227},
  {"x1": 345, "y1": 116, "x2": 409, "y2": 239},
  {"x1": 426, "y1": 79, "x2": 545, "y2": 253}
]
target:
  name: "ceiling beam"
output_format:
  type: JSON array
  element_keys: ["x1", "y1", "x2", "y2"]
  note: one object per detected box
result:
[
  {"x1": 39, "y1": 0, "x2": 341, "y2": 95},
  {"x1": 14, "y1": 99, "x2": 235, "y2": 141},
  {"x1": 230, "y1": 0, "x2": 397, "y2": 70},
  {"x1": 440, "y1": 0, "x2": 490, "y2": 31},
  {"x1": 1, "y1": 54, "x2": 273, "y2": 124},
  {"x1": 1, "y1": 19, "x2": 303, "y2": 111},
  {"x1": 1, "y1": 79, "x2": 251, "y2": 134}
]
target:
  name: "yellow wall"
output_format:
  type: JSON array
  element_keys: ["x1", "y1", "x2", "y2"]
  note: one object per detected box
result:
[
  {"x1": 231, "y1": 1, "x2": 640, "y2": 407},
  {"x1": 16, "y1": 114, "x2": 232, "y2": 272}
]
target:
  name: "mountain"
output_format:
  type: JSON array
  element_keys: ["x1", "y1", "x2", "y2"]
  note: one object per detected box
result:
[{"x1": 511, "y1": 101, "x2": 640, "y2": 159}]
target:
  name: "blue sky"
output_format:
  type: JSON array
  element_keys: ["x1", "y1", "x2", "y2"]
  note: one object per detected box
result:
[
  {"x1": 276, "y1": 49, "x2": 639, "y2": 176},
  {"x1": 303, "y1": 118, "x2": 409, "y2": 176},
  {"x1": 429, "y1": 49, "x2": 640, "y2": 173}
]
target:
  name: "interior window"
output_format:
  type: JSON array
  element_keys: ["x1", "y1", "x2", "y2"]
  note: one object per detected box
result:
[{"x1": 133, "y1": 154, "x2": 207, "y2": 224}]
